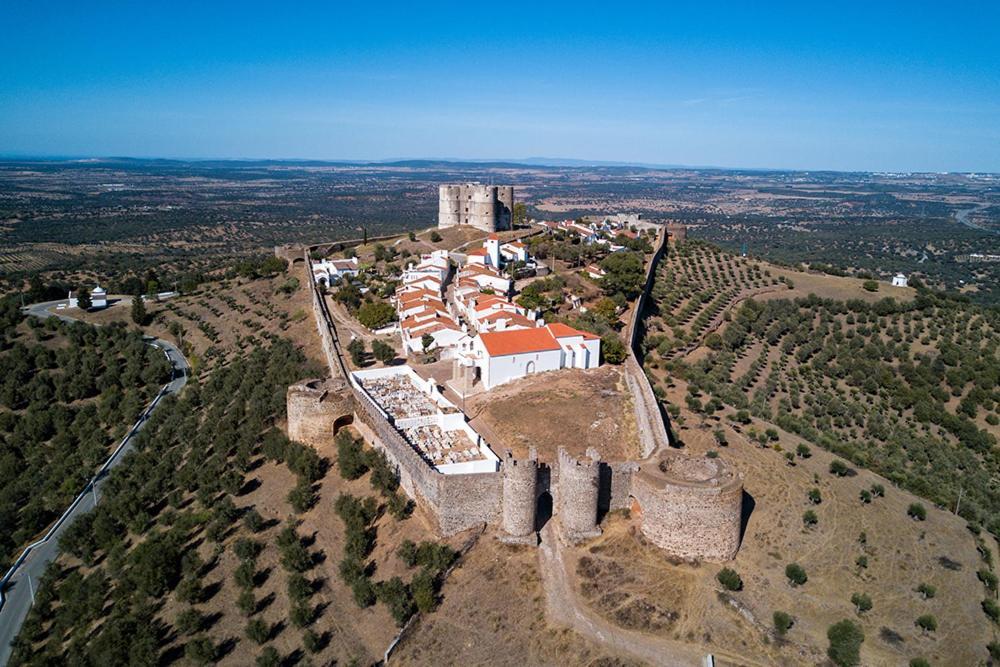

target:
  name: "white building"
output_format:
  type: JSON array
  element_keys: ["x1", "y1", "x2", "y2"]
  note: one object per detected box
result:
[
  {"x1": 312, "y1": 257, "x2": 359, "y2": 285},
  {"x1": 68, "y1": 285, "x2": 108, "y2": 310},
  {"x1": 891, "y1": 273, "x2": 908, "y2": 287},
  {"x1": 455, "y1": 322, "x2": 601, "y2": 391}
]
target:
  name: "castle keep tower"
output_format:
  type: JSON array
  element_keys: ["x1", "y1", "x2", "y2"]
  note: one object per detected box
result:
[
  {"x1": 557, "y1": 448, "x2": 602, "y2": 542},
  {"x1": 438, "y1": 183, "x2": 514, "y2": 232},
  {"x1": 499, "y1": 450, "x2": 539, "y2": 545},
  {"x1": 286, "y1": 377, "x2": 355, "y2": 447}
]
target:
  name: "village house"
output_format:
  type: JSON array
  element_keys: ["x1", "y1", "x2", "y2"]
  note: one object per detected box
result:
[{"x1": 312, "y1": 257, "x2": 359, "y2": 285}]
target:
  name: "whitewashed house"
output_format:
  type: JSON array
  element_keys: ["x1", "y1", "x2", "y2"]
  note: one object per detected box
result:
[
  {"x1": 891, "y1": 273, "x2": 908, "y2": 287},
  {"x1": 457, "y1": 323, "x2": 601, "y2": 391},
  {"x1": 312, "y1": 257, "x2": 359, "y2": 286}
]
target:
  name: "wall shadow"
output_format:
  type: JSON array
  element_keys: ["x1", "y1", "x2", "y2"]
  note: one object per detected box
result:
[{"x1": 739, "y1": 489, "x2": 756, "y2": 545}]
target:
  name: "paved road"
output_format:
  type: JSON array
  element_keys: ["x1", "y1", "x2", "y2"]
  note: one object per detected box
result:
[{"x1": 0, "y1": 301, "x2": 189, "y2": 666}]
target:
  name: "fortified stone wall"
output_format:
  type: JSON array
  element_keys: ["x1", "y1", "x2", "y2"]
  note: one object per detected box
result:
[
  {"x1": 624, "y1": 227, "x2": 673, "y2": 457},
  {"x1": 286, "y1": 378, "x2": 354, "y2": 448},
  {"x1": 631, "y1": 455, "x2": 743, "y2": 561},
  {"x1": 599, "y1": 461, "x2": 639, "y2": 514},
  {"x1": 437, "y1": 472, "x2": 503, "y2": 535}
]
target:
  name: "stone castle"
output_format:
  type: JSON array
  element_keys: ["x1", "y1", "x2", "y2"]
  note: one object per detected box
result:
[
  {"x1": 438, "y1": 183, "x2": 514, "y2": 232},
  {"x1": 283, "y1": 224, "x2": 743, "y2": 561}
]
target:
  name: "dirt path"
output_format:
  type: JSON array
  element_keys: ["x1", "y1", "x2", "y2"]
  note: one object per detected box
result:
[{"x1": 536, "y1": 523, "x2": 756, "y2": 667}]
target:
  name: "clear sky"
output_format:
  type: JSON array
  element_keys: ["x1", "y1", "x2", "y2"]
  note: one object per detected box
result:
[{"x1": 2, "y1": 1, "x2": 998, "y2": 172}]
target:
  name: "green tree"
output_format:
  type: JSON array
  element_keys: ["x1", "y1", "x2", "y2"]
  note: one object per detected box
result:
[
  {"x1": 336, "y1": 431, "x2": 369, "y2": 480},
  {"x1": 131, "y1": 294, "x2": 147, "y2": 326},
  {"x1": 421, "y1": 333, "x2": 435, "y2": 352},
  {"x1": 600, "y1": 252, "x2": 646, "y2": 299},
  {"x1": 829, "y1": 460, "x2": 849, "y2": 477},
  {"x1": 357, "y1": 301, "x2": 396, "y2": 330},
  {"x1": 773, "y1": 610, "x2": 793, "y2": 636},
  {"x1": 785, "y1": 563, "x2": 808, "y2": 587},
  {"x1": 430, "y1": 231, "x2": 442, "y2": 243},
  {"x1": 175, "y1": 608, "x2": 204, "y2": 635},
  {"x1": 601, "y1": 334, "x2": 627, "y2": 364},
  {"x1": 826, "y1": 619, "x2": 864, "y2": 667},
  {"x1": 246, "y1": 618, "x2": 270, "y2": 644},
  {"x1": 862, "y1": 280, "x2": 879, "y2": 292},
  {"x1": 803, "y1": 510, "x2": 818, "y2": 528},
  {"x1": 76, "y1": 288, "x2": 92, "y2": 310},
  {"x1": 915, "y1": 614, "x2": 937, "y2": 634},
  {"x1": 982, "y1": 597, "x2": 1000, "y2": 622},
  {"x1": 412, "y1": 570, "x2": 437, "y2": 612},
  {"x1": 371, "y1": 339, "x2": 396, "y2": 365},
  {"x1": 850, "y1": 592, "x2": 872, "y2": 615},
  {"x1": 808, "y1": 488, "x2": 822, "y2": 504},
  {"x1": 256, "y1": 646, "x2": 281, "y2": 667},
  {"x1": 347, "y1": 338, "x2": 366, "y2": 366},
  {"x1": 907, "y1": 503, "x2": 927, "y2": 521},
  {"x1": 916, "y1": 582, "x2": 936, "y2": 600},
  {"x1": 184, "y1": 636, "x2": 218, "y2": 666}
]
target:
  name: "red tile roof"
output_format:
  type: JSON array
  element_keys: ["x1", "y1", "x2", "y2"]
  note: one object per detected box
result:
[
  {"x1": 547, "y1": 322, "x2": 600, "y2": 340},
  {"x1": 478, "y1": 327, "x2": 561, "y2": 356}
]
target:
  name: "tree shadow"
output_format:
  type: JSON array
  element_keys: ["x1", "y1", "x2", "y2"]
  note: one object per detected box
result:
[
  {"x1": 253, "y1": 566, "x2": 272, "y2": 587},
  {"x1": 267, "y1": 620, "x2": 286, "y2": 641},
  {"x1": 239, "y1": 478, "x2": 262, "y2": 496},
  {"x1": 216, "y1": 637, "x2": 238, "y2": 660},
  {"x1": 200, "y1": 580, "x2": 223, "y2": 603},
  {"x1": 256, "y1": 591, "x2": 277, "y2": 614},
  {"x1": 281, "y1": 649, "x2": 304, "y2": 667},
  {"x1": 202, "y1": 611, "x2": 224, "y2": 631}
]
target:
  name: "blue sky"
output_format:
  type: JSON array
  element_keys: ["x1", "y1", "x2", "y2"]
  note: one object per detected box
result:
[{"x1": 2, "y1": 1, "x2": 998, "y2": 171}]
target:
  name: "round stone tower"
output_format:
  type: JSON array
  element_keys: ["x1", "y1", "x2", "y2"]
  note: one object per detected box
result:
[
  {"x1": 469, "y1": 186, "x2": 499, "y2": 232},
  {"x1": 286, "y1": 377, "x2": 354, "y2": 448},
  {"x1": 631, "y1": 453, "x2": 743, "y2": 561},
  {"x1": 557, "y1": 448, "x2": 602, "y2": 542},
  {"x1": 500, "y1": 450, "x2": 538, "y2": 544},
  {"x1": 438, "y1": 185, "x2": 462, "y2": 228},
  {"x1": 496, "y1": 186, "x2": 515, "y2": 230}
]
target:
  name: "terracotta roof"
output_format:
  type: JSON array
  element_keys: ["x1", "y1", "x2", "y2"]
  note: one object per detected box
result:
[
  {"x1": 479, "y1": 327, "x2": 561, "y2": 356},
  {"x1": 467, "y1": 247, "x2": 488, "y2": 256},
  {"x1": 461, "y1": 264, "x2": 502, "y2": 277},
  {"x1": 487, "y1": 233, "x2": 500, "y2": 240},
  {"x1": 547, "y1": 322, "x2": 600, "y2": 340},
  {"x1": 480, "y1": 312, "x2": 537, "y2": 329}
]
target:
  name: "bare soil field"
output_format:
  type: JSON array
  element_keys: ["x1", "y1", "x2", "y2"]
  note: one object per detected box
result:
[
  {"x1": 391, "y1": 535, "x2": 645, "y2": 667},
  {"x1": 465, "y1": 366, "x2": 640, "y2": 463}
]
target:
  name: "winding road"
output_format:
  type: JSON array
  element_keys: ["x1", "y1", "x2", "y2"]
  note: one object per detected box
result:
[{"x1": 0, "y1": 299, "x2": 189, "y2": 666}]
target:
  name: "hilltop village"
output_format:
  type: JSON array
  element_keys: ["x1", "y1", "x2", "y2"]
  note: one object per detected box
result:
[{"x1": 280, "y1": 183, "x2": 743, "y2": 561}]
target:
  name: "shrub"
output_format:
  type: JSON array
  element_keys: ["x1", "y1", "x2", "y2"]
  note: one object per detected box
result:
[
  {"x1": 856, "y1": 555, "x2": 868, "y2": 569},
  {"x1": 184, "y1": 636, "x2": 218, "y2": 666},
  {"x1": 870, "y1": 483, "x2": 885, "y2": 498},
  {"x1": 773, "y1": 610, "x2": 793, "y2": 636},
  {"x1": 977, "y1": 568, "x2": 998, "y2": 592},
  {"x1": 909, "y1": 659, "x2": 930, "y2": 667},
  {"x1": 850, "y1": 592, "x2": 872, "y2": 614},
  {"x1": 916, "y1": 582, "x2": 936, "y2": 599},
  {"x1": 234, "y1": 538, "x2": 262, "y2": 562},
  {"x1": 803, "y1": 510, "x2": 818, "y2": 528},
  {"x1": 397, "y1": 540, "x2": 418, "y2": 568},
  {"x1": 371, "y1": 339, "x2": 396, "y2": 364},
  {"x1": 907, "y1": 503, "x2": 927, "y2": 521},
  {"x1": 429, "y1": 231, "x2": 442, "y2": 243},
  {"x1": 601, "y1": 335, "x2": 627, "y2": 364},
  {"x1": 862, "y1": 280, "x2": 879, "y2": 292},
  {"x1": 785, "y1": 563, "x2": 808, "y2": 587},
  {"x1": 175, "y1": 608, "x2": 204, "y2": 635},
  {"x1": 859, "y1": 490, "x2": 872, "y2": 504},
  {"x1": 336, "y1": 431, "x2": 369, "y2": 480},
  {"x1": 352, "y1": 577, "x2": 376, "y2": 607},
  {"x1": 246, "y1": 618, "x2": 269, "y2": 644},
  {"x1": 796, "y1": 443, "x2": 811, "y2": 458},
  {"x1": 237, "y1": 589, "x2": 256, "y2": 616},
  {"x1": 983, "y1": 597, "x2": 1000, "y2": 622},
  {"x1": 412, "y1": 570, "x2": 437, "y2": 613},
  {"x1": 377, "y1": 576, "x2": 415, "y2": 626},
  {"x1": 808, "y1": 488, "x2": 822, "y2": 504},
  {"x1": 303, "y1": 629, "x2": 322, "y2": 654},
  {"x1": 829, "y1": 460, "x2": 849, "y2": 477},
  {"x1": 915, "y1": 614, "x2": 937, "y2": 633},
  {"x1": 716, "y1": 567, "x2": 743, "y2": 591},
  {"x1": 827, "y1": 619, "x2": 864, "y2": 667},
  {"x1": 256, "y1": 646, "x2": 281, "y2": 667}
]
